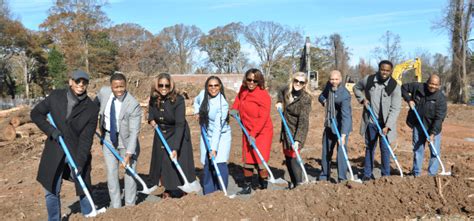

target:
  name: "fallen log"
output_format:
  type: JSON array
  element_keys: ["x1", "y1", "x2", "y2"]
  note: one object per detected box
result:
[
  {"x1": 9, "y1": 108, "x2": 31, "y2": 128},
  {"x1": 0, "y1": 123, "x2": 16, "y2": 142},
  {"x1": 15, "y1": 123, "x2": 37, "y2": 138}
]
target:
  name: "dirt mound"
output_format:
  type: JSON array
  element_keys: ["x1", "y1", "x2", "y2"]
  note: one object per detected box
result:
[{"x1": 0, "y1": 79, "x2": 473, "y2": 220}]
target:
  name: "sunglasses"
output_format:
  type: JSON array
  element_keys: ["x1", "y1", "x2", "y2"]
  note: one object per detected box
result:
[
  {"x1": 74, "y1": 79, "x2": 89, "y2": 85},
  {"x1": 246, "y1": 78, "x2": 258, "y2": 84},
  {"x1": 208, "y1": 84, "x2": 220, "y2": 88},
  {"x1": 158, "y1": 83, "x2": 171, "y2": 89},
  {"x1": 293, "y1": 79, "x2": 306, "y2": 85}
]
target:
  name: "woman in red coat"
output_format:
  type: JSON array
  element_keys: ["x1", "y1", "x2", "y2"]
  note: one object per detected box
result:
[{"x1": 231, "y1": 68, "x2": 273, "y2": 194}]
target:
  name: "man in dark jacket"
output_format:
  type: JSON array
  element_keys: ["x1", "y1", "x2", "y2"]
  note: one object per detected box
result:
[
  {"x1": 318, "y1": 70, "x2": 352, "y2": 182},
  {"x1": 31, "y1": 70, "x2": 99, "y2": 220},
  {"x1": 401, "y1": 74, "x2": 447, "y2": 176}
]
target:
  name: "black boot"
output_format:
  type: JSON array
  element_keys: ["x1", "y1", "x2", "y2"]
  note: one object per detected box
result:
[
  {"x1": 258, "y1": 177, "x2": 268, "y2": 190},
  {"x1": 237, "y1": 177, "x2": 252, "y2": 195}
]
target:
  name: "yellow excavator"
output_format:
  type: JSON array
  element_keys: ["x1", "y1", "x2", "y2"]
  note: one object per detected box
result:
[
  {"x1": 392, "y1": 57, "x2": 422, "y2": 85},
  {"x1": 345, "y1": 58, "x2": 422, "y2": 91}
]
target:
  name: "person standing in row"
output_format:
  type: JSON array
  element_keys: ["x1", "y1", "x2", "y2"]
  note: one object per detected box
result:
[
  {"x1": 318, "y1": 70, "x2": 352, "y2": 182},
  {"x1": 353, "y1": 60, "x2": 401, "y2": 180},
  {"x1": 148, "y1": 73, "x2": 196, "y2": 198},
  {"x1": 401, "y1": 74, "x2": 447, "y2": 176},
  {"x1": 231, "y1": 68, "x2": 273, "y2": 194},
  {"x1": 95, "y1": 73, "x2": 142, "y2": 208},
  {"x1": 275, "y1": 72, "x2": 312, "y2": 188},
  {"x1": 194, "y1": 76, "x2": 232, "y2": 195},
  {"x1": 31, "y1": 70, "x2": 99, "y2": 220}
]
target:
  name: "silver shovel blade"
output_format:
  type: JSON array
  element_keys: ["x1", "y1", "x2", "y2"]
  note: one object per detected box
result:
[
  {"x1": 268, "y1": 177, "x2": 288, "y2": 185},
  {"x1": 178, "y1": 180, "x2": 202, "y2": 193},
  {"x1": 139, "y1": 185, "x2": 158, "y2": 195},
  {"x1": 85, "y1": 207, "x2": 106, "y2": 218},
  {"x1": 439, "y1": 171, "x2": 452, "y2": 176}
]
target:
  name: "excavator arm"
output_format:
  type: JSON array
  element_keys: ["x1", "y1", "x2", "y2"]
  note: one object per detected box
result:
[{"x1": 392, "y1": 58, "x2": 422, "y2": 85}]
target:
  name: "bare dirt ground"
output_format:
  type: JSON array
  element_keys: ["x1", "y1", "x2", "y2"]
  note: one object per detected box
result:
[{"x1": 0, "y1": 76, "x2": 473, "y2": 220}]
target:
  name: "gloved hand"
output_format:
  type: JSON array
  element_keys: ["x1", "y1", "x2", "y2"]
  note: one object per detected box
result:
[
  {"x1": 51, "y1": 129, "x2": 63, "y2": 141},
  {"x1": 275, "y1": 102, "x2": 283, "y2": 110},
  {"x1": 292, "y1": 141, "x2": 301, "y2": 150},
  {"x1": 248, "y1": 136, "x2": 256, "y2": 144},
  {"x1": 229, "y1": 109, "x2": 239, "y2": 117}
]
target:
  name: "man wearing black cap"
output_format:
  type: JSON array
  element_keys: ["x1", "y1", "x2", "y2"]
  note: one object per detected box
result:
[{"x1": 31, "y1": 70, "x2": 99, "y2": 220}]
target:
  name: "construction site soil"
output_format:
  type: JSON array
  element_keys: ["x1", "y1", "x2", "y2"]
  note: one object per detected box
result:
[{"x1": 0, "y1": 74, "x2": 473, "y2": 220}]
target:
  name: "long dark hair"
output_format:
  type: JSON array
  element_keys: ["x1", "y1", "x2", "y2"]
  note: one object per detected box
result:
[
  {"x1": 149, "y1": 73, "x2": 178, "y2": 108},
  {"x1": 199, "y1": 76, "x2": 227, "y2": 128}
]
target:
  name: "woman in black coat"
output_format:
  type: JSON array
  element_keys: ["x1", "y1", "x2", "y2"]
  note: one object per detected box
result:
[{"x1": 148, "y1": 73, "x2": 196, "y2": 198}]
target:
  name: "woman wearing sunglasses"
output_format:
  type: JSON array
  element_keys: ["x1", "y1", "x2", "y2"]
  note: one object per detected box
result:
[
  {"x1": 275, "y1": 72, "x2": 312, "y2": 188},
  {"x1": 193, "y1": 76, "x2": 232, "y2": 195},
  {"x1": 230, "y1": 68, "x2": 273, "y2": 195},
  {"x1": 148, "y1": 73, "x2": 196, "y2": 198}
]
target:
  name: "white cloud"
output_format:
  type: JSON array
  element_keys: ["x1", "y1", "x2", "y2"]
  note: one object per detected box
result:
[
  {"x1": 9, "y1": 0, "x2": 52, "y2": 13},
  {"x1": 340, "y1": 9, "x2": 440, "y2": 24}
]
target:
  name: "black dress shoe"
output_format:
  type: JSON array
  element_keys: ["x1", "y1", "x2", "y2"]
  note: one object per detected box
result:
[{"x1": 361, "y1": 176, "x2": 372, "y2": 181}]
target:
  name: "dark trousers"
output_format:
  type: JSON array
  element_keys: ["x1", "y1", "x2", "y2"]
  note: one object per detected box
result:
[
  {"x1": 202, "y1": 156, "x2": 229, "y2": 195},
  {"x1": 285, "y1": 156, "x2": 302, "y2": 186},
  {"x1": 44, "y1": 168, "x2": 92, "y2": 221},
  {"x1": 319, "y1": 127, "x2": 348, "y2": 181},
  {"x1": 363, "y1": 123, "x2": 391, "y2": 178}
]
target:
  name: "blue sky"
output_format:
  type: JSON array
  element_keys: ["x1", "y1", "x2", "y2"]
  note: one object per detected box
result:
[{"x1": 10, "y1": 0, "x2": 450, "y2": 66}]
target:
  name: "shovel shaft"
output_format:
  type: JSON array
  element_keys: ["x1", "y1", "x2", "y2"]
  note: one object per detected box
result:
[
  {"x1": 411, "y1": 107, "x2": 449, "y2": 174},
  {"x1": 330, "y1": 118, "x2": 356, "y2": 181},
  {"x1": 365, "y1": 106, "x2": 403, "y2": 177},
  {"x1": 201, "y1": 126, "x2": 228, "y2": 196},
  {"x1": 96, "y1": 132, "x2": 156, "y2": 193},
  {"x1": 47, "y1": 113, "x2": 101, "y2": 216},
  {"x1": 231, "y1": 113, "x2": 278, "y2": 181},
  {"x1": 277, "y1": 108, "x2": 309, "y2": 183},
  {"x1": 153, "y1": 126, "x2": 191, "y2": 184}
]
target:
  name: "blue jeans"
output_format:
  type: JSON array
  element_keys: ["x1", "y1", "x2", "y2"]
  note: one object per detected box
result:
[
  {"x1": 363, "y1": 123, "x2": 391, "y2": 178},
  {"x1": 202, "y1": 156, "x2": 229, "y2": 195},
  {"x1": 412, "y1": 125, "x2": 441, "y2": 176},
  {"x1": 319, "y1": 127, "x2": 348, "y2": 181},
  {"x1": 44, "y1": 168, "x2": 92, "y2": 220}
]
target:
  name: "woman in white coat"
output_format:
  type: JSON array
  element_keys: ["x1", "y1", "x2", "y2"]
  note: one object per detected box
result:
[{"x1": 194, "y1": 76, "x2": 232, "y2": 195}]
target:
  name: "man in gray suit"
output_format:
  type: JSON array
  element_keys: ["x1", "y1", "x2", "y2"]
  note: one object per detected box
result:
[
  {"x1": 353, "y1": 60, "x2": 401, "y2": 180},
  {"x1": 95, "y1": 73, "x2": 142, "y2": 208}
]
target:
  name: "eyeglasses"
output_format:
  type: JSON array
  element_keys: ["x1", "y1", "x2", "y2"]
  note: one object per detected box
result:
[
  {"x1": 246, "y1": 78, "x2": 258, "y2": 84},
  {"x1": 208, "y1": 84, "x2": 220, "y2": 88},
  {"x1": 293, "y1": 79, "x2": 306, "y2": 85},
  {"x1": 158, "y1": 83, "x2": 171, "y2": 89},
  {"x1": 74, "y1": 79, "x2": 89, "y2": 85}
]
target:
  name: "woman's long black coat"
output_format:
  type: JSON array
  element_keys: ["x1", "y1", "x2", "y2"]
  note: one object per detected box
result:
[{"x1": 148, "y1": 95, "x2": 196, "y2": 190}]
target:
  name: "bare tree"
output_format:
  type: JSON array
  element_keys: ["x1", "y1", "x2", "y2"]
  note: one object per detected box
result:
[
  {"x1": 326, "y1": 33, "x2": 351, "y2": 76},
  {"x1": 372, "y1": 30, "x2": 404, "y2": 64},
  {"x1": 355, "y1": 58, "x2": 375, "y2": 78},
  {"x1": 432, "y1": 53, "x2": 451, "y2": 88},
  {"x1": 40, "y1": 0, "x2": 110, "y2": 74},
  {"x1": 244, "y1": 21, "x2": 299, "y2": 77},
  {"x1": 109, "y1": 23, "x2": 153, "y2": 72},
  {"x1": 434, "y1": 0, "x2": 472, "y2": 103},
  {"x1": 159, "y1": 24, "x2": 203, "y2": 74},
  {"x1": 199, "y1": 22, "x2": 243, "y2": 73}
]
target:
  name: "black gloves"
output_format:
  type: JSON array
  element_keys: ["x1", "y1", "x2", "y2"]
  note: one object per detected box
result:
[
  {"x1": 229, "y1": 109, "x2": 239, "y2": 117},
  {"x1": 51, "y1": 129, "x2": 63, "y2": 141}
]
